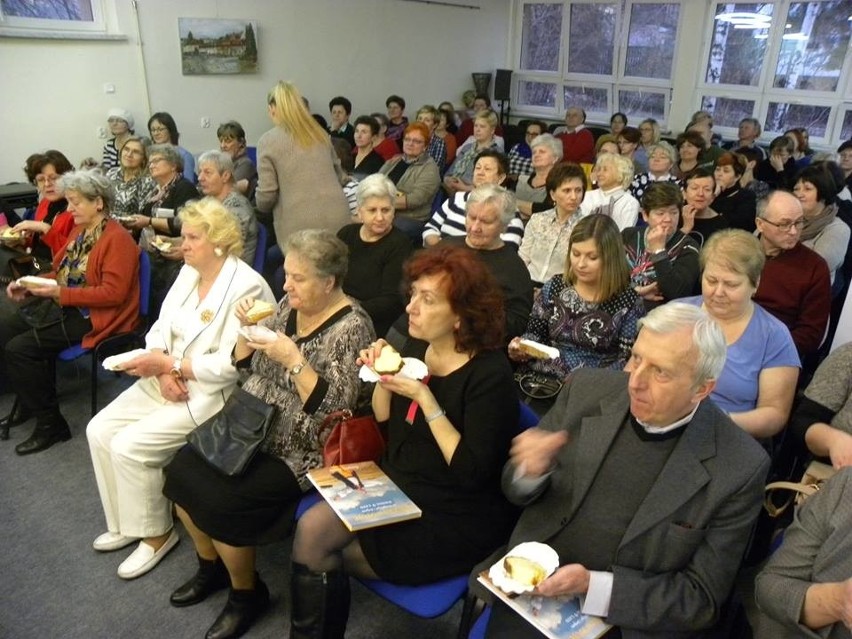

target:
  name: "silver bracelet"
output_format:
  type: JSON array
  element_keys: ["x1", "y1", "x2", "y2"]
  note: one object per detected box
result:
[{"x1": 424, "y1": 407, "x2": 445, "y2": 423}]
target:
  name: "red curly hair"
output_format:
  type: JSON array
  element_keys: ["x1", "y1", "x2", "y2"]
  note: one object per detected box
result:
[{"x1": 403, "y1": 246, "x2": 505, "y2": 354}]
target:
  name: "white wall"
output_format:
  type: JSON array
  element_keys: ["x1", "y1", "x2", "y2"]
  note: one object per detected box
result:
[{"x1": 0, "y1": 0, "x2": 511, "y2": 183}]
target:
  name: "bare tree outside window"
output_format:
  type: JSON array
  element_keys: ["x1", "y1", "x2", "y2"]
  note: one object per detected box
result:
[
  {"x1": 773, "y1": 1, "x2": 852, "y2": 92},
  {"x1": 619, "y1": 89, "x2": 667, "y2": 122},
  {"x1": 705, "y1": 3, "x2": 774, "y2": 86},
  {"x1": 567, "y1": 3, "x2": 617, "y2": 75},
  {"x1": 701, "y1": 96, "x2": 757, "y2": 128},
  {"x1": 0, "y1": 0, "x2": 93, "y2": 20},
  {"x1": 765, "y1": 102, "x2": 831, "y2": 136},
  {"x1": 563, "y1": 85, "x2": 609, "y2": 114},
  {"x1": 520, "y1": 4, "x2": 563, "y2": 72},
  {"x1": 624, "y1": 3, "x2": 680, "y2": 80},
  {"x1": 841, "y1": 110, "x2": 852, "y2": 141},
  {"x1": 518, "y1": 81, "x2": 558, "y2": 108}
]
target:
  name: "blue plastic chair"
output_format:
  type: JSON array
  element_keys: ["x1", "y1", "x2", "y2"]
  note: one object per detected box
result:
[
  {"x1": 352, "y1": 402, "x2": 540, "y2": 627},
  {"x1": 252, "y1": 223, "x2": 267, "y2": 273},
  {"x1": 58, "y1": 250, "x2": 152, "y2": 416},
  {"x1": 246, "y1": 146, "x2": 257, "y2": 166},
  {"x1": 468, "y1": 605, "x2": 491, "y2": 639}
]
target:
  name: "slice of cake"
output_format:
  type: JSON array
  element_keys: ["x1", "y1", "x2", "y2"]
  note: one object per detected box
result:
[
  {"x1": 503, "y1": 556, "x2": 546, "y2": 587},
  {"x1": 246, "y1": 300, "x2": 275, "y2": 323},
  {"x1": 373, "y1": 345, "x2": 404, "y2": 375}
]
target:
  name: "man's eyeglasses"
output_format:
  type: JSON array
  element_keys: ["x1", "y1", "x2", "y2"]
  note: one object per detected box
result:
[{"x1": 759, "y1": 217, "x2": 805, "y2": 232}]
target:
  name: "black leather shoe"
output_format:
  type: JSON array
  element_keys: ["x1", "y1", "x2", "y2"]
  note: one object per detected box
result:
[
  {"x1": 170, "y1": 558, "x2": 229, "y2": 607},
  {"x1": 205, "y1": 577, "x2": 269, "y2": 639},
  {"x1": 15, "y1": 420, "x2": 71, "y2": 456}
]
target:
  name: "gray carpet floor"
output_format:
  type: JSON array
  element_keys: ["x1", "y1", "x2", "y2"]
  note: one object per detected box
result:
[{"x1": 0, "y1": 360, "x2": 463, "y2": 639}]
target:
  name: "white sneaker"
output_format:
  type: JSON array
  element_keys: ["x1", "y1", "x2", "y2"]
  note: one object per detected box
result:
[
  {"x1": 117, "y1": 530, "x2": 179, "y2": 580},
  {"x1": 93, "y1": 531, "x2": 139, "y2": 552}
]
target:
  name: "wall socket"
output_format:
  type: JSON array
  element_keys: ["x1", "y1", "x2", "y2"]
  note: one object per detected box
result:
[
  {"x1": 200, "y1": 117, "x2": 211, "y2": 128},
  {"x1": 97, "y1": 127, "x2": 108, "y2": 139}
]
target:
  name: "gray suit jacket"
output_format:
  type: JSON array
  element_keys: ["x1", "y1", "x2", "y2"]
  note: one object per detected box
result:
[
  {"x1": 501, "y1": 368, "x2": 769, "y2": 638},
  {"x1": 754, "y1": 467, "x2": 852, "y2": 639}
]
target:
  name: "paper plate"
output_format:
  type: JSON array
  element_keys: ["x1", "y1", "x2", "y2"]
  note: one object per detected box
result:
[
  {"x1": 488, "y1": 542, "x2": 560, "y2": 595},
  {"x1": 238, "y1": 325, "x2": 278, "y2": 344},
  {"x1": 519, "y1": 339, "x2": 560, "y2": 360},
  {"x1": 101, "y1": 348, "x2": 150, "y2": 371},
  {"x1": 16, "y1": 276, "x2": 58, "y2": 289},
  {"x1": 359, "y1": 357, "x2": 428, "y2": 383}
]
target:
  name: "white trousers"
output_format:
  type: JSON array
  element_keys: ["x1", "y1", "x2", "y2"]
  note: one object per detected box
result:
[{"x1": 87, "y1": 377, "x2": 200, "y2": 538}]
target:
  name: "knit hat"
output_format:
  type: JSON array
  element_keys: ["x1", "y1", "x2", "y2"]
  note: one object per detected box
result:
[{"x1": 107, "y1": 108, "x2": 134, "y2": 130}]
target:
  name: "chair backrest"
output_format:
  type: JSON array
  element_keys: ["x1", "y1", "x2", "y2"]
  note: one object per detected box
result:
[
  {"x1": 246, "y1": 146, "x2": 257, "y2": 166},
  {"x1": 518, "y1": 401, "x2": 540, "y2": 432},
  {"x1": 252, "y1": 223, "x2": 267, "y2": 273}
]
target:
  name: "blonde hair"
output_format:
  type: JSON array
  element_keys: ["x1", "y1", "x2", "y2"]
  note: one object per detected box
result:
[
  {"x1": 178, "y1": 196, "x2": 243, "y2": 259},
  {"x1": 700, "y1": 229, "x2": 765, "y2": 288},
  {"x1": 267, "y1": 81, "x2": 329, "y2": 148}
]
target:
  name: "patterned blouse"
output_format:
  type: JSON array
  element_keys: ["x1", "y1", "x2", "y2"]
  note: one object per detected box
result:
[
  {"x1": 106, "y1": 166, "x2": 156, "y2": 216},
  {"x1": 246, "y1": 299, "x2": 375, "y2": 489},
  {"x1": 519, "y1": 275, "x2": 644, "y2": 380}
]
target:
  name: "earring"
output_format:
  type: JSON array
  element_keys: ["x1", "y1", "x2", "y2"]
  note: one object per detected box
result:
[{"x1": 214, "y1": 247, "x2": 223, "y2": 257}]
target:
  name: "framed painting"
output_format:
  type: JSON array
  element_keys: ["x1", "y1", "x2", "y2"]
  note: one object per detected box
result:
[{"x1": 179, "y1": 17, "x2": 258, "y2": 75}]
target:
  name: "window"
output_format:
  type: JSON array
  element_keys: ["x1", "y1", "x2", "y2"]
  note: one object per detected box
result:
[
  {"x1": 699, "y1": 0, "x2": 852, "y2": 146},
  {"x1": 513, "y1": 1, "x2": 682, "y2": 125},
  {"x1": 519, "y1": 3, "x2": 563, "y2": 72},
  {"x1": 0, "y1": 0, "x2": 120, "y2": 38},
  {"x1": 840, "y1": 108, "x2": 852, "y2": 141}
]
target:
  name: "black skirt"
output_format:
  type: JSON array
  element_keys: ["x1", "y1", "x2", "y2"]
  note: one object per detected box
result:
[{"x1": 163, "y1": 444, "x2": 303, "y2": 547}]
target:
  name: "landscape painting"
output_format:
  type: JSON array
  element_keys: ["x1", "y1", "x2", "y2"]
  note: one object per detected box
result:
[{"x1": 178, "y1": 18, "x2": 258, "y2": 75}]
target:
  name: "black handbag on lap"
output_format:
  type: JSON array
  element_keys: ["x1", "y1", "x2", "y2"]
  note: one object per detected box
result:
[
  {"x1": 186, "y1": 387, "x2": 276, "y2": 477},
  {"x1": 18, "y1": 297, "x2": 65, "y2": 330}
]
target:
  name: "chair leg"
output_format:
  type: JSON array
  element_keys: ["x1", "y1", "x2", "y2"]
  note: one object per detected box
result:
[
  {"x1": 91, "y1": 350, "x2": 98, "y2": 417},
  {"x1": 457, "y1": 593, "x2": 486, "y2": 639}
]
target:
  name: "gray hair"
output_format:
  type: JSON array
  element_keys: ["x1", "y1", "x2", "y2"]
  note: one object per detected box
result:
[
  {"x1": 740, "y1": 117, "x2": 762, "y2": 136},
  {"x1": 356, "y1": 174, "x2": 397, "y2": 208},
  {"x1": 647, "y1": 141, "x2": 676, "y2": 165},
  {"x1": 147, "y1": 143, "x2": 184, "y2": 172},
  {"x1": 638, "y1": 302, "x2": 727, "y2": 386},
  {"x1": 58, "y1": 169, "x2": 115, "y2": 213},
  {"x1": 197, "y1": 150, "x2": 235, "y2": 183},
  {"x1": 284, "y1": 229, "x2": 349, "y2": 288},
  {"x1": 595, "y1": 152, "x2": 635, "y2": 189},
  {"x1": 529, "y1": 133, "x2": 563, "y2": 162},
  {"x1": 757, "y1": 190, "x2": 802, "y2": 220},
  {"x1": 466, "y1": 183, "x2": 517, "y2": 229}
]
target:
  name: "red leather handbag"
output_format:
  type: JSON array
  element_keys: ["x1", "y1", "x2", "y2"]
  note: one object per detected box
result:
[{"x1": 318, "y1": 409, "x2": 387, "y2": 467}]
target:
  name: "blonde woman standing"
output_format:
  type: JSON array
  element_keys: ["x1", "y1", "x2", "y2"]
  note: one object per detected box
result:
[{"x1": 256, "y1": 82, "x2": 350, "y2": 252}]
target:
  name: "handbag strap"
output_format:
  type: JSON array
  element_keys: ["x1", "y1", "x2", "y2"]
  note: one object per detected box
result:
[
  {"x1": 763, "y1": 481, "x2": 822, "y2": 517},
  {"x1": 317, "y1": 409, "x2": 354, "y2": 444}
]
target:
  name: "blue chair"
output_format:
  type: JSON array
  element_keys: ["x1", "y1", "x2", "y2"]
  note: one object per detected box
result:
[
  {"x1": 58, "y1": 250, "x2": 152, "y2": 416},
  {"x1": 352, "y1": 402, "x2": 540, "y2": 630},
  {"x1": 252, "y1": 223, "x2": 267, "y2": 273},
  {"x1": 246, "y1": 146, "x2": 257, "y2": 166},
  {"x1": 468, "y1": 605, "x2": 491, "y2": 639}
]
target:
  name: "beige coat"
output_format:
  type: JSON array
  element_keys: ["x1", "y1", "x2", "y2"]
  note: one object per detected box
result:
[{"x1": 255, "y1": 126, "x2": 350, "y2": 250}]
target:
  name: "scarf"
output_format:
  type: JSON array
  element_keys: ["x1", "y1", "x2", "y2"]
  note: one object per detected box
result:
[
  {"x1": 145, "y1": 173, "x2": 179, "y2": 210},
  {"x1": 56, "y1": 218, "x2": 108, "y2": 288},
  {"x1": 800, "y1": 202, "x2": 838, "y2": 242}
]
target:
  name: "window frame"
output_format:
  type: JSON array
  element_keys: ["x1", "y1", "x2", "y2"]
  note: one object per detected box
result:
[
  {"x1": 0, "y1": 0, "x2": 122, "y2": 39},
  {"x1": 512, "y1": 0, "x2": 684, "y2": 128}
]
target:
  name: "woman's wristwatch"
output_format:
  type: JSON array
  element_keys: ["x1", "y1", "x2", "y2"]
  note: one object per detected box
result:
[
  {"x1": 290, "y1": 360, "x2": 307, "y2": 376},
  {"x1": 170, "y1": 357, "x2": 183, "y2": 380}
]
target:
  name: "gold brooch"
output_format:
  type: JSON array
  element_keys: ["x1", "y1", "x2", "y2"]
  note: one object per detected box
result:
[{"x1": 200, "y1": 309, "x2": 214, "y2": 324}]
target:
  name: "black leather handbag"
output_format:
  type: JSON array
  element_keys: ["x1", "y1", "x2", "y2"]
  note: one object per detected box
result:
[{"x1": 186, "y1": 387, "x2": 276, "y2": 476}]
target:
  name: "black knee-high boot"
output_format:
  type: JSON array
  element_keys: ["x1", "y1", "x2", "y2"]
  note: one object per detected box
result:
[
  {"x1": 290, "y1": 562, "x2": 351, "y2": 639},
  {"x1": 206, "y1": 573, "x2": 269, "y2": 639}
]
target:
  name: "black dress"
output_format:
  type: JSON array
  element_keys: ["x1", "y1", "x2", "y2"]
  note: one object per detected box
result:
[{"x1": 358, "y1": 342, "x2": 519, "y2": 584}]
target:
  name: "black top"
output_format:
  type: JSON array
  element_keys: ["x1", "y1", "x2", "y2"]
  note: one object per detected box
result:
[
  {"x1": 754, "y1": 158, "x2": 797, "y2": 191},
  {"x1": 713, "y1": 184, "x2": 757, "y2": 232},
  {"x1": 336, "y1": 224, "x2": 413, "y2": 338},
  {"x1": 687, "y1": 213, "x2": 730, "y2": 248},
  {"x1": 141, "y1": 177, "x2": 199, "y2": 236},
  {"x1": 352, "y1": 150, "x2": 386, "y2": 179}
]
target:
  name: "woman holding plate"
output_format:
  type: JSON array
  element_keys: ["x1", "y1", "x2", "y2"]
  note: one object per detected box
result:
[
  {"x1": 162, "y1": 229, "x2": 373, "y2": 639},
  {"x1": 86, "y1": 197, "x2": 274, "y2": 581},
  {"x1": 509, "y1": 214, "x2": 643, "y2": 415},
  {"x1": 290, "y1": 244, "x2": 519, "y2": 638}
]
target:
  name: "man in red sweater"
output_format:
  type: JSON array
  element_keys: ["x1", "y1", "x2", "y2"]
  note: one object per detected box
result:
[
  {"x1": 753, "y1": 190, "x2": 831, "y2": 359},
  {"x1": 554, "y1": 106, "x2": 595, "y2": 164}
]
